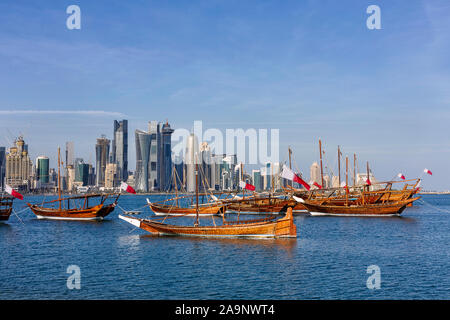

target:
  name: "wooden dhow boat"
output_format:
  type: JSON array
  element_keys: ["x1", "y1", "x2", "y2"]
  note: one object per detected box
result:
[
  {"x1": 26, "y1": 148, "x2": 120, "y2": 220},
  {"x1": 295, "y1": 196, "x2": 419, "y2": 217},
  {"x1": 119, "y1": 206, "x2": 296, "y2": 238},
  {"x1": 0, "y1": 194, "x2": 14, "y2": 221},
  {"x1": 120, "y1": 163, "x2": 297, "y2": 238}
]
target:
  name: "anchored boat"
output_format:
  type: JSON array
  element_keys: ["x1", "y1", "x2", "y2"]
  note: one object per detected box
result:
[
  {"x1": 0, "y1": 194, "x2": 13, "y2": 221},
  {"x1": 27, "y1": 147, "x2": 119, "y2": 221}
]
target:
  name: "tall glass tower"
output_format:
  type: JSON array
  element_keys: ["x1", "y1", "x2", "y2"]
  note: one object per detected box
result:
[
  {"x1": 95, "y1": 136, "x2": 110, "y2": 187},
  {"x1": 112, "y1": 120, "x2": 128, "y2": 182}
]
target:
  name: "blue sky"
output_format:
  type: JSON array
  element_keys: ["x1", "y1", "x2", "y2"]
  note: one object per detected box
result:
[{"x1": 0, "y1": 0, "x2": 449, "y2": 190}]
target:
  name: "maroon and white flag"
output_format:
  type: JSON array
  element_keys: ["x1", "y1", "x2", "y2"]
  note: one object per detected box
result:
[
  {"x1": 281, "y1": 165, "x2": 310, "y2": 190},
  {"x1": 5, "y1": 184, "x2": 24, "y2": 200},
  {"x1": 239, "y1": 181, "x2": 256, "y2": 191},
  {"x1": 397, "y1": 173, "x2": 406, "y2": 180},
  {"x1": 424, "y1": 168, "x2": 432, "y2": 175},
  {"x1": 313, "y1": 182, "x2": 322, "y2": 189},
  {"x1": 366, "y1": 178, "x2": 372, "y2": 186},
  {"x1": 120, "y1": 182, "x2": 136, "y2": 194}
]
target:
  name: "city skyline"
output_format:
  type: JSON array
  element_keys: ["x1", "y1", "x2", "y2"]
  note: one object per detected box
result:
[{"x1": 0, "y1": 1, "x2": 448, "y2": 189}]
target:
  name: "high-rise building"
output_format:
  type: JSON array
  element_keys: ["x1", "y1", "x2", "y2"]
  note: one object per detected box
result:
[
  {"x1": 95, "y1": 136, "x2": 110, "y2": 187},
  {"x1": 135, "y1": 129, "x2": 151, "y2": 192},
  {"x1": 74, "y1": 158, "x2": 89, "y2": 186},
  {"x1": 310, "y1": 162, "x2": 320, "y2": 185},
  {"x1": 65, "y1": 142, "x2": 74, "y2": 166},
  {"x1": 263, "y1": 162, "x2": 272, "y2": 191},
  {"x1": 5, "y1": 136, "x2": 33, "y2": 191},
  {"x1": 0, "y1": 147, "x2": 5, "y2": 191},
  {"x1": 36, "y1": 156, "x2": 50, "y2": 184},
  {"x1": 185, "y1": 133, "x2": 199, "y2": 192},
  {"x1": 160, "y1": 121, "x2": 174, "y2": 191},
  {"x1": 104, "y1": 163, "x2": 118, "y2": 188},
  {"x1": 252, "y1": 169, "x2": 262, "y2": 191},
  {"x1": 111, "y1": 120, "x2": 128, "y2": 182},
  {"x1": 199, "y1": 142, "x2": 212, "y2": 191}
]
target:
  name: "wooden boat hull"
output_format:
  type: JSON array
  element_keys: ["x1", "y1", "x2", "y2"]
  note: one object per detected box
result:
[
  {"x1": 27, "y1": 203, "x2": 116, "y2": 220},
  {"x1": 0, "y1": 208, "x2": 12, "y2": 221},
  {"x1": 225, "y1": 198, "x2": 307, "y2": 214},
  {"x1": 119, "y1": 208, "x2": 297, "y2": 239},
  {"x1": 0, "y1": 196, "x2": 13, "y2": 222},
  {"x1": 150, "y1": 203, "x2": 223, "y2": 217},
  {"x1": 301, "y1": 197, "x2": 419, "y2": 217}
]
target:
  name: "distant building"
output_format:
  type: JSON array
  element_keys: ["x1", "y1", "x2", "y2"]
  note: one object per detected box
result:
[
  {"x1": 160, "y1": 121, "x2": 174, "y2": 191},
  {"x1": 65, "y1": 142, "x2": 74, "y2": 166},
  {"x1": 135, "y1": 129, "x2": 151, "y2": 192},
  {"x1": 199, "y1": 142, "x2": 212, "y2": 191},
  {"x1": 36, "y1": 156, "x2": 50, "y2": 184},
  {"x1": 5, "y1": 136, "x2": 33, "y2": 191},
  {"x1": 310, "y1": 162, "x2": 320, "y2": 186},
  {"x1": 105, "y1": 163, "x2": 118, "y2": 188},
  {"x1": 0, "y1": 147, "x2": 6, "y2": 191},
  {"x1": 95, "y1": 136, "x2": 110, "y2": 187},
  {"x1": 74, "y1": 159, "x2": 89, "y2": 186},
  {"x1": 252, "y1": 170, "x2": 262, "y2": 191},
  {"x1": 332, "y1": 175, "x2": 340, "y2": 188},
  {"x1": 111, "y1": 120, "x2": 128, "y2": 182},
  {"x1": 185, "y1": 133, "x2": 199, "y2": 192},
  {"x1": 67, "y1": 165, "x2": 75, "y2": 191}
]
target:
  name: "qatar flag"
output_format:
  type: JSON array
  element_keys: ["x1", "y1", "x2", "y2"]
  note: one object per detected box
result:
[
  {"x1": 239, "y1": 181, "x2": 256, "y2": 191},
  {"x1": 281, "y1": 165, "x2": 310, "y2": 190},
  {"x1": 5, "y1": 185, "x2": 23, "y2": 200},
  {"x1": 366, "y1": 178, "x2": 372, "y2": 186},
  {"x1": 424, "y1": 168, "x2": 432, "y2": 175},
  {"x1": 313, "y1": 182, "x2": 322, "y2": 189},
  {"x1": 397, "y1": 173, "x2": 406, "y2": 180},
  {"x1": 120, "y1": 182, "x2": 136, "y2": 194}
]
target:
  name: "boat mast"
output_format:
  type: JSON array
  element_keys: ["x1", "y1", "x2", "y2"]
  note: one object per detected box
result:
[
  {"x1": 58, "y1": 147, "x2": 62, "y2": 210},
  {"x1": 353, "y1": 153, "x2": 357, "y2": 186},
  {"x1": 288, "y1": 147, "x2": 293, "y2": 187},
  {"x1": 337, "y1": 145, "x2": 341, "y2": 187},
  {"x1": 195, "y1": 162, "x2": 199, "y2": 227},
  {"x1": 319, "y1": 139, "x2": 324, "y2": 187},
  {"x1": 241, "y1": 162, "x2": 245, "y2": 200},
  {"x1": 345, "y1": 156, "x2": 349, "y2": 206},
  {"x1": 173, "y1": 166, "x2": 179, "y2": 207}
]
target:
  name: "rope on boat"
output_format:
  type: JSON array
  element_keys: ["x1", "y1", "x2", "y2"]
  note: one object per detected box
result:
[
  {"x1": 12, "y1": 206, "x2": 29, "y2": 225},
  {"x1": 416, "y1": 198, "x2": 450, "y2": 214},
  {"x1": 116, "y1": 203, "x2": 148, "y2": 214}
]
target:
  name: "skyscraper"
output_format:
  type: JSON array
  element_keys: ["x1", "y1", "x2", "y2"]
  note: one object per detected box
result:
[
  {"x1": 185, "y1": 133, "x2": 199, "y2": 192},
  {"x1": 160, "y1": 121, "x2": 174, "y2": 191},
  {"x1": 112, "y1": 120, "x2": 128, "y2": 182},
  {"x1": 74, "y1": 158, "x2": 89, "y2": 186},
  {"x1": 135, "y1": 129, "x2": 151, "y2": 192},
  {"x1": 148, "y1": 121, "x2": 160, "y2": 190},
  {"x1": 95, "y1": 136, "x2": 110, "y2": 187},
  {"x1": 36, "y1": 156, "x2": 50, "y2": 184},
  {"x1": 310, "y1": 162, "x2": 320, "y2": 185},
  {"x1": 0, "y1": 147, "x2": 5, "y2": 191},
  {"x1": 252, "y1": 169, "x2": 262, "y2": 191},
  {"x1": 65, "y1": 142, "x2": 74, "y2": 166}
]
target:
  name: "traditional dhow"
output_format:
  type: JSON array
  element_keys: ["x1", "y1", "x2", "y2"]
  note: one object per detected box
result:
[
  {"x1": 119, "y1": 207, "x2": 297, "y2": 238},
  {"x1": 0, "y1": 194, "x2": 14, "y2": 221},
  {"x1": 26, "y1": 147, "x2": 120, "y2": 221},
  {"x1": 295, "y1": 196, "x2": 419, "y2": 216}
]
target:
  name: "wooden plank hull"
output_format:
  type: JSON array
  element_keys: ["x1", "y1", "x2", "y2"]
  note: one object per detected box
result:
[
  {"x1": 0, "y1": 197, "x2": 13, "y2": 221},
  {"x1": 225, "y1": 198, "x2": 307, "y2": 214},
  {"x1": 301, "y1": 197, "x2": 419, "y2": 217},
  {"x1": 150, "y1": 203, "x2": 223, "y2": 216},
  {"x1": 27, "y1": 203, "x2": 116, "y2": 220},
  {"x1": 0, "y1": 208, "x2": 12, "y2": 221},
  {"x1": 119, "y1": 208, "x2": 297, "y2": 238}
]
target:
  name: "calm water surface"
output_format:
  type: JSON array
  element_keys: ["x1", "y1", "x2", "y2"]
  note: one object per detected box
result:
[{"x1": 0, "y1": 194, "x2": 449, "y2": 299}]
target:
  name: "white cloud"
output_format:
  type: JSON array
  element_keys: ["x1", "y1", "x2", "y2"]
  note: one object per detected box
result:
[{"x1": 0, "y1": 110, "x2": 126, "y2": 117}]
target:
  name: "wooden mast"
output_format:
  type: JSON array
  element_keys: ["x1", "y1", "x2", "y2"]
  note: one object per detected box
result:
[
  {"x1": 353, "y1": 153, "x2": 357, "y2": 186},
  {"x1": 195, "y1": 162, "x2": 199, "y2": 227},
  {"x1": 337, "y1": 145, "x2": 341, "y2": 187},
  {"x1": 173, "y1": 166, "x2": 179, "y2": 207},
  {"x1": 345, "y1": 156, "x2": 349, "y2": 206},
  {"x1": 241, "y1": 162, "x2": 245, "y2": 200},
  {"x1": 319, "y1": 139, "x2": 324, "y2": 187},
  {"x1": 58, "y1": 147, "x2": 62, "y2": 210},
  {"x1": 288, "y1": 147, "x2": 293, "y2": 187}
]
